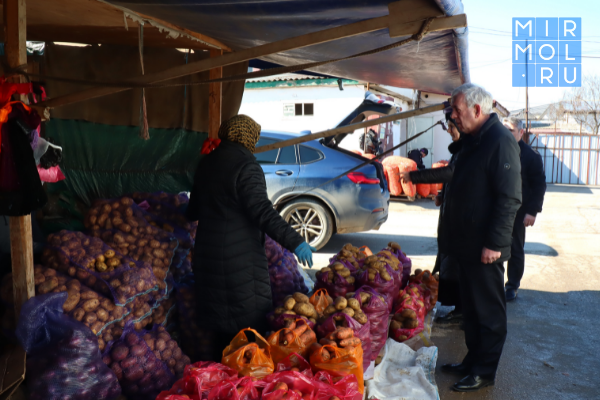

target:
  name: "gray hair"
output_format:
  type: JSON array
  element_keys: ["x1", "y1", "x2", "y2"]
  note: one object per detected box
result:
[
  {"x1": 451, "y1": 83, "x2": 494, "y2": 114},
  {"x1": 503, "y1": 116, "x2": 523, "y2": 132}
]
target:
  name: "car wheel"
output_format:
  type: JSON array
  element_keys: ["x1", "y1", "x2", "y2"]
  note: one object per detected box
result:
[{"x1": 280, "y1": 198, "x2": 333, "y2": 250}]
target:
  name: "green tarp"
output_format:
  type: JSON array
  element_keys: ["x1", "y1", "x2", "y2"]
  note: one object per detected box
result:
[{"x1": 46, "y1": 119, "x2": 206, "y2": 205}]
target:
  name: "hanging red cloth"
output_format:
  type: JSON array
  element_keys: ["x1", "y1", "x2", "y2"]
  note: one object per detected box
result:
[
  {"x1": 0, "y1": 77, "x2": 33, "y2": 105},
  {"x1": 201, "y1": 138, "x2": 221, "y2": 155}
]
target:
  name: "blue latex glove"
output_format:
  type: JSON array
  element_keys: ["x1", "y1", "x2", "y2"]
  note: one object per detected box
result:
[{"x1": 294, "y1": 242, "x2": 317, "y2": 268}]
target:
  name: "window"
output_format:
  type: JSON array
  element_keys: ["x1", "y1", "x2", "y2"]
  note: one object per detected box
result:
[
  {"x1": 304, "y1": 103, "x2": 314, "y2": 116},
  {"x1": 255, "y1": 138, "x2": 278, "y2": 164},
  {"x1": 277, "y1": 146, "x2": 297, "y2": 164},
  {"x1": 299, "y1": 145, "x2": 324, "y2": 164},
  {"x1": 286, "y1": 103, "x2": 315, "y2": 117}
]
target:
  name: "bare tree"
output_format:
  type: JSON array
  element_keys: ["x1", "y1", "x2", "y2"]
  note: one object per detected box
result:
[{"x1": 563, "y1": 75, "x2": 600, "y2": 135}]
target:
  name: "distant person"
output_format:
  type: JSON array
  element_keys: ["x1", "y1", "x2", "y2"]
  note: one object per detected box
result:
[
  {"x1": 502, "y1": 117, "x2": 546, "y2": 302},
  {"x1": 407, "y1": 147, "x2": 428, "y2": 170},
  {"x1": 439, "y1": 83, "x2": 521, "y2": 392},
  {"x1": 401, "y1": 118, "x2": 463, "y2": 321},
  {"x1": 359, "y1": 128, "x2": 381, "y2": 155}
]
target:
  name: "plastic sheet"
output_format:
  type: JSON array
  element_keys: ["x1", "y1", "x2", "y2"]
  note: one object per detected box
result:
[
  {"x1": 42, "y1": 230, "x2": 159, "y2": 305},
  {"x1": 309, "y1": 345, "x2": 364, "y2": 394},
  {"x1": 352, "y1": 286, "x2": 390, "y2": 363},
  {"x1": 17, "y1": 292, "x2": 121, "y2": 400},
  {"x1": 102, "y1": 323, "x2": 176, "y2": 400},
  {"x1": 221, "y1": 328, "x2": 274, "y2": 379}
]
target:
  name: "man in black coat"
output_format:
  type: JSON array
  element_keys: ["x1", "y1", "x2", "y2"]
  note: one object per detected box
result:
[
  {"x1": 502, "y1": 117, "x2": 546, "y2": 302},
  {"x1": 407, "y1": 148, "x2": 429, "y2": 170},
  {"x1": 186, "y1": 115, "x2": 314, "y2": 361},
  {"x1": 439, "y1": 84, "x2": 522, "y2": 392}
]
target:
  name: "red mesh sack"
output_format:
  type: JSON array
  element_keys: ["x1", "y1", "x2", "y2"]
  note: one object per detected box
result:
[
  {"x1": 207, "y1": 377, "x2": 260, "y2": 400},
  {"x1": 261, "y1": 370, "x2": 317, "y2": 400},
  {"x1": 352, "y1": 286, "x2": 390, "y2": 362},
  {"x1": 275, "y1": 352, "x2": 313, "y2": 378},
  {"x1": 159, "y1": 361, "x2": 238, "y2": 400},
  {"x1": 416, "y1": 183, "x2": 430, "y2": 197}
]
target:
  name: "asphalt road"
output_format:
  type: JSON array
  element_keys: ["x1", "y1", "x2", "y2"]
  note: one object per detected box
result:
[{"x1": 306, "y1": 184, "x2": 600, "y2": 400}]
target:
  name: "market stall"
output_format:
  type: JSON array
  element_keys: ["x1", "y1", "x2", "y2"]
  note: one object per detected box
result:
[{"x1": 1, "y1": 0, "x2": 469, "y2": 398}]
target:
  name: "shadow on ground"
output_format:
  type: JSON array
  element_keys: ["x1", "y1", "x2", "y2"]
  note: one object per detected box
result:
[
  {"x1": 434, "y1": 289, "x2": 600, "y2": 400},
  {"x1": 545, "y1": 184, "x2": 597, "y2": 195}
]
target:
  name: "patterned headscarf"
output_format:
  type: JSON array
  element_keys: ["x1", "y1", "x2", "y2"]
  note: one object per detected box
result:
[{"x1": 218, "y1": 114, "x2": 262, "y2": 153}]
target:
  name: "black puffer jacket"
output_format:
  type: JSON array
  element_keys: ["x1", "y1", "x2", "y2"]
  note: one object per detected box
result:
[
  {"x1": 518, "y1": 140, "x2": 546, "y2": 217},
  {"x1": 186, "y1": 141, "x2": 304, "y2": 335},
  {"x1": 438, "y1": 114, "x2": 522, "y2": 264}
]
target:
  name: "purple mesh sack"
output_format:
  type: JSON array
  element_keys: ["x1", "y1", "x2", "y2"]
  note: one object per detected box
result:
[
  {"x1": 356, "y1": 263, "x2": 397, "y2": 312},
  {"x1": 43, "y1": 230, "x2": 159, "y2": 305},
  {"x1": 266, "y1": 235, "x2": 308, "y2": 306},
  {"x1": 353, "y1": 286, "x2": 390, "y2": 362},
  {"x1": 17, "y1": 292, "x2": 121, "y2": 400},
  {"x1": 315, "y1": 312, "x2": 372, "y2": 371},
  {"x1": 102, "y1": 323, "x2": 177, "y2": 399}
]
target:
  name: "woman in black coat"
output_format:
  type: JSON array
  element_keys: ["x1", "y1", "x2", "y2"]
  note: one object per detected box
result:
[{"x1": 186, "y1": 115, "x2": 314, "y2": 360}]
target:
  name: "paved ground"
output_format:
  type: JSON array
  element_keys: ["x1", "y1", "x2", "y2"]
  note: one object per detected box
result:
[{"x1": 306, "y1": 184, "x2": 600, "y2": 400}]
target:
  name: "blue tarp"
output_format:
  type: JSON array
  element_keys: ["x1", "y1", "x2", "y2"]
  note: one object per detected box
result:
[{"x1": 108, "y1": 0, "x2": 469, "y2": 95}]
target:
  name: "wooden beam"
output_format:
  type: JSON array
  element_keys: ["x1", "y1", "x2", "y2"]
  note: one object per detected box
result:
[
  {"x1": 4, "y1": 0, "x2": 34, "y2": 320},
  {"x1": 255, "y1": 103, "x2": 445, "y2": 153},
  {"x1": 10, "y1": 216, "x2": 35, "y2": 318},
  {"x1": 38, "y1": 9, "x2": 467, "y2": 110},
  {"x1": 388, "y1": 13, "x2": 467, "y2": 38},
  {"x1": 388, "y1": 0, "x2": 444, "y2": 25},
  {"x1": 208, "y1": 49, "x2": 223, "y2": 139},
  {"x1": 369, "y1": 84, "x2": 413, "y2": 105}
]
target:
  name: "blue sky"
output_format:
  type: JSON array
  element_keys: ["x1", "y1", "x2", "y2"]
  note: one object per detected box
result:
[{"x1": 463, "y1": 0, "x2": 600, "y2": 112}]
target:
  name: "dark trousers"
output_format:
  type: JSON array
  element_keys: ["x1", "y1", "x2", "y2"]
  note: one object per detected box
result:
[
  {"x1": 438, "y1": 254, "x2": 462, "y2": 313},
  {"x1": 459, "y1": 260, "x2": 507, "y2": 378},
  {"x1": 506, "y1": 215, "x2": 526, "y2": 290}
]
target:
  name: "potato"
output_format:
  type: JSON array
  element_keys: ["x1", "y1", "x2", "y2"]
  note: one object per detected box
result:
[
  {"x1": 332, "y1": 263, "x2": 345, "y2": 272},
  {"x1": 346, "y1": 276, "x2": 355, "y2": 285},
  {"x1": 292, "y1": 292, "x2": 310, "y2": 304},
  {"x1": 156, "y1": 339, "x2": 167, "y2": 352},
  {"x1": 390, "y1": 320, "x2": 402, "y2": 331},
  {"x1": 334, "y1": 297, "x2": 347, "y2": 311},
  {"x1": 63, "y1": 290, "x2": 81, "y2": 312},
  {"x1": 347, "y1": 298, "x2": 361, "y2": 312},
  {"x1": 38, "y1": 277, "x2": 59, "y2": 294},
  {"x1": 83, "y1": 312, "x2": 98, "y2": 324},
  {"x1": 401, "y1": 309, "x2": 417, "y2": 320},
  {"x1": 324, "y1": 305, "x2": 336, "y2": 316},
  {"x1": 354, "y1": 311, "x2": 368, "y2": 325},
  {"x1": 82, "y1": 299, "x2": 100, "y2": 312},
  {"x1": 341, "y1": 308, "x2": 354, "y2": 318},
  {"x1": 403, "y1": 319, "x2": 418, "y2": 329},
  {"x1": 359, "y1": 292, "x2": 371, "y2": 304},
  {"x1": 274, "y1": 307, "x2": 286, "y2": 315},
  {"x1": 96, "y1": 308, "x2": 109, "y2": 322},
  {"x1": 90, "y1": 321, "x2": 103, "y2": 334},
  {"x1": 338, "y1": 269, "x2": 351, "y2": 278},
  {"x1": 293, "y1": 303, "x2": 316, "y2": 318},
  {"x1": 34, "y1": 273, "x2": 46, "y2": 285}
]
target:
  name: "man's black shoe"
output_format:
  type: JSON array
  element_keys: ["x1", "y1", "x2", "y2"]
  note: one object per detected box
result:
[
  {"x1": 506, "y1": 288, "x2": 518, "y2": 302},
  {"x1": 441, "y1": 363, "x2": 470, "y2": 375},
  {"x1": 437, "y1": 311, "x2": 463, "y2": 323},
  {"x1": 451, "y1": 374, "x2": 495, "y2": 392}
]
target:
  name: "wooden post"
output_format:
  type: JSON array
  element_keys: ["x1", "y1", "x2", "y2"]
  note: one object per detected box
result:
[
  {"x1": 208, "y1": 49, "x2": 223, "y2": 139},
  {"x1": 4, "y1": 0, "x2": 34, "y2": 318}
]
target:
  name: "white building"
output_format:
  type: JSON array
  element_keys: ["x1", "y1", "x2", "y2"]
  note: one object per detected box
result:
[{"x1": 240, "y1": 74, "x2": 509, "y2": 168}]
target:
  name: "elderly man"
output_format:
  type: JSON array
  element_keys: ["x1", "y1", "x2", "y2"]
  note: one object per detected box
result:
[
  {"x1": 502, "y1": 117, "x2": 546, "y2": 302},
  {"x1": 439, "y1": 83, "x2": 522, "y2": 392}
]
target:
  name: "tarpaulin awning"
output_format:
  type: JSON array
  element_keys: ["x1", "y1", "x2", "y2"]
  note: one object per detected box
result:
[{"x1": 103, "y1": 0, "x2": 470, "y2": 94}]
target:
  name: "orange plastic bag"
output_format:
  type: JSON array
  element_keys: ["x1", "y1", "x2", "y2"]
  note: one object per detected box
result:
[
  {"x1": 267, "y1": 320, "x2": 317, "y2": 366},
  {"x1": 309, "y1": 289, "x2": 331, "y2": 314},
  {"x1": 416, "y1": 183, "x2": 430, "y2": 197},
  {"x1": 359, "y1": 246, "x2": 373, "y2": 257},
  {"x1": 222, "y1": 328, "x2": 274, "y2": 379},
  {"x1": 309, "y1": 345, "x2": 364, "y2": 394}
]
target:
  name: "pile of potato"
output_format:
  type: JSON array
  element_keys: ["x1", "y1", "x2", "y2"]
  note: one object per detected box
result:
[
  {"x1": 315, "y1": 262, "x2": 355, "y2": 287},
  {"x1": 42, "y1": 230, "x2": 159, "y2": 305},
  {"x1": 140, "y1": 326, "x2": 191, "y2": 377},
  {"x1": 85, "y1": 197, "x2": 177, "y2": 282},
  {"x1": 320, "y1": 296, "x2": 368, "y2": 325},
  {"x1": 390, "y1": 309, "x2": 419, "y2": 333},
  {"x1": 130, "y1": 192, "x2": 197, "y2": 241},
  {"x1": 333, "y1": 243, "x2": 367, "y2": 268},
  {"x1": 150, "y1": 296, "x2": 176, "y2": 327},
  {"x1": 273, "y1": 292, "x2": 318, "y2": 324},
  {"x1": 357, "y1": 255, "x2": 392, "y2": 283},
  {"x1": 0, "y1": 265, "x2": 130, "y2": 350},
  {"x1": 104, "y1": 329, "x2": 176, "y2": 399}
]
